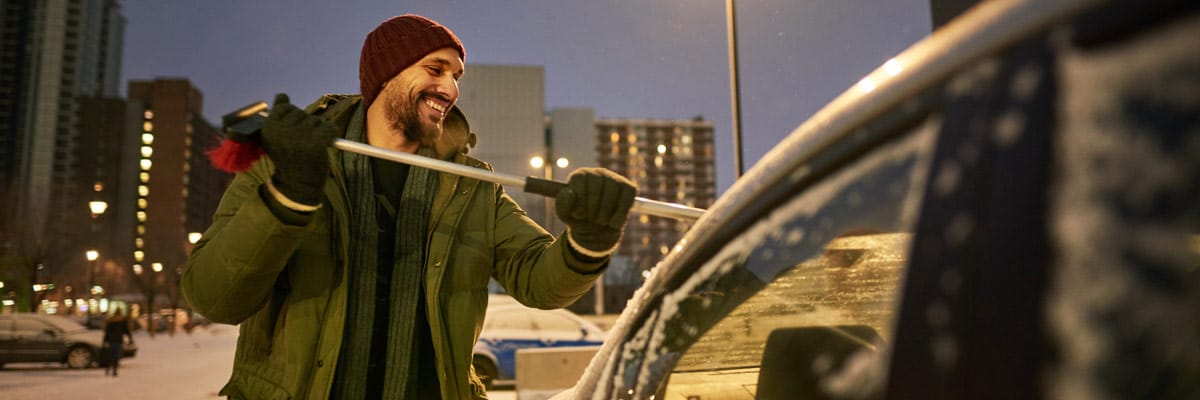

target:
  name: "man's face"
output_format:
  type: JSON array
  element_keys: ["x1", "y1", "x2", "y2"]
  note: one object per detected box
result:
[{"x1": 377, "y1": 47, "x2": 465, "y2": 146}]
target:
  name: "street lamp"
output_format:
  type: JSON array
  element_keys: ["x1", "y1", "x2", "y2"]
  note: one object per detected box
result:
[
  {"x1": 88, "y1": 200, "x2": 108, "y2": 216},
  {"x1": 86, "y1": 250, "x2": 99, "y2": 321},
  {"x1": 87, "y1": 199, "x2": 107, "y2": 321}
]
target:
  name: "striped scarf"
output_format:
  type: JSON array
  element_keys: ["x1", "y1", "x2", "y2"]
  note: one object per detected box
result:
[{"x1": 333, "y1": 106, "x2": 437, "y2": 399}]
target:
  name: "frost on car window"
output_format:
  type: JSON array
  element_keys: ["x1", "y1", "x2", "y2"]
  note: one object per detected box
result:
[
  {"x1": 599, "y1": 120, "x2": 937, "y2": 399},
  {"x1": 1048, "y1": 14, "x2": 1200, "y2": 400}
]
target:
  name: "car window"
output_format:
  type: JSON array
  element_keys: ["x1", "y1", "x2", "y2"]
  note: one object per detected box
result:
[
  {"x1": 36, "y1": 315, "x2": 87, "y2": 333},
  {"x1": 609, "y1": 116, "x2": 937, "y2": 398},
  {"x1": 533, "y1": 312, "x2": 582, "y2": 333},
  {"x1": 485, "y1": 308, "x2": 537, "y2": 331},
  {"x1": 15, "y1": 318, "x2": 55, "y2": 335}
]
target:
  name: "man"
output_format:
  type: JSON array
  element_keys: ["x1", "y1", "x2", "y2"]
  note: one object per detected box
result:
[{"x1": 183, "y1": 14, "x2": 636, "y2": 399}]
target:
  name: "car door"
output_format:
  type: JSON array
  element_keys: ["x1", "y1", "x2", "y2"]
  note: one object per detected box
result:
[
  {"x1": 11, "y1": 316, "x2": 67, "y2": 363},
  {"x1": 0, "y1": 316, "x2": 14, "y2": 363},
  {"x1": 480, "y1": 307, "x2": 541, "y2": 380},
  {"x1": 530, "y1": 310, "x2": 597, "y2": 348}
]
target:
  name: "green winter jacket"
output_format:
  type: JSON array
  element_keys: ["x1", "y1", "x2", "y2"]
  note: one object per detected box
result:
[{"x1": 182, "y1": 95, "x2": 606, "y2": 399}]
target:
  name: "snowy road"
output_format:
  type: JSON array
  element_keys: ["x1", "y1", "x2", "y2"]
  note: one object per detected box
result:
[{"x1": 0, "y1": 324, "x2": 515, "y2": 399}]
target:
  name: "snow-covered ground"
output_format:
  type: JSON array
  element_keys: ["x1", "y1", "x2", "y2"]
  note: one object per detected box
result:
[{"x1": 0, "y1": 324, "x2": 515, "y2": 399}]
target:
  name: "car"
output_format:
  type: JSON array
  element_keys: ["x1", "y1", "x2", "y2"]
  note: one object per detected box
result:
[
  {"x1": 473, "y1": 295, "x2": 608, "y2": 388},
  {"x1": 0, "y1": 313, "x2": 137, "y2": 369},
  {"x1": 551, "y1": 1, "x2": 1200, "y2": 399}
]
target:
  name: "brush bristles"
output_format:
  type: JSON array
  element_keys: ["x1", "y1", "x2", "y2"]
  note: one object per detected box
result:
[{"x1": 206, "y1": 137, "x2": 264, "y2": 173}]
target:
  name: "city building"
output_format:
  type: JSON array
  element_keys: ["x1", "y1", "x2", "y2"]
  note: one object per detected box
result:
[
  {"x1": 457, "y1": 64, "x2": 717, "y2": 314},
  {"x1": 595, "y1": 117, "x2": 717, "y2": 309},
  {"x1": 125, "y1": 78, "x2": 228, "y2": 312},
  {"x1": 0, "y1": 0, "x2": 126, "y2": 311},
  {"x1": 455, "y1": 64, "x2": 549, "y2": 225}
]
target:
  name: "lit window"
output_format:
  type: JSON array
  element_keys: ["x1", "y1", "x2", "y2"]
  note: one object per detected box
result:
[
  {"x1": 93, "y1": 182, "x2": 103, "y2": 191},
  {"x1": 132, "y1": 264, "x2": 143, "y2": 275},
  {"x1": 142, "y1": 121, "x2": 153, "y2": 131},
  {"x1": 138, "y1": 185, "x2": 149, "y2": 196},
  {"x1": 136, "y1": 211, "x2": 146, "y2": 222},
  {"x1": 629, "y1": 147, "x2": 638, "y2": 155},
  {"x1": 134, "y1": 250, "x2": 144, "y2": 262},
  {"x1": 137, "y1": 225, "x2": 145, "y2": 235},
  {"x1": 143, "y1": 110, "x2": 154, "y2": 119},
  {"x1": 657, "y1": 144, "x2": 667, "y2": 154},
  {"x1": 137, "y1": 198, "x2": 147, "y2": 209},
  {"x1": 655, "y1": 156, "x2": 663, "y2": 167},
  {"x1": 135, "y1": 238, "x2": 143, "y2": 248},
  {"x1": 627, "y1": 133, "x2": 637, "y2": 144},
  {"x1": 141, "y1": 146, "x2": 153, "y2": 158},
  {"x1": 142, "y1": 133, "x2": 154, "y2": 145},
  {"x1": 139, "y1": 172, "x2": 150, "y2": 183},
  {"x1": 610, "y1": 132, "x2": 620, "y2": 143},
  {"x1": 140, "y1": 159, "x2": 152, "y2": 171},
  {"x1": 555, "y1": 157, "x2": 569, "y2": 169}
]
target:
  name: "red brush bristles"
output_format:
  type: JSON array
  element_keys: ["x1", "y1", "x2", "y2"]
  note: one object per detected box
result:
[{"x1": 206, "y1": 136, "x2": 265, "y2": 173}]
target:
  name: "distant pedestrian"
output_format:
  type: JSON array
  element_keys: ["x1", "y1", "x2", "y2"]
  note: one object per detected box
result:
[{"x1": 102, "y1": 308, "x2": 134, "y2": 376}]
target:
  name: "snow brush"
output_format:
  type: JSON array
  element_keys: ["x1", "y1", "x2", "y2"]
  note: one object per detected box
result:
[{"x1": 207, "y1": 101, "x2": 707, "y2": 221}]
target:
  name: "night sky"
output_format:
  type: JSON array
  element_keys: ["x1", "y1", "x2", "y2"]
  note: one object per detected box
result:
[{"x1": 120, "y1": 0, "x2": 930, "y2": 193}]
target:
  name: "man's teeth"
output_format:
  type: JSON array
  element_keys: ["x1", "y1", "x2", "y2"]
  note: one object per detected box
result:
[{"x1": 425, "y1": 99, "x2": 446, "y2": 113}]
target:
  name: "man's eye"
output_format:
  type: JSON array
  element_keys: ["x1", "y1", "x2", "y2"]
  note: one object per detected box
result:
[{"x1": 428, "y1": 66, "x2": 443, "y2": 75}]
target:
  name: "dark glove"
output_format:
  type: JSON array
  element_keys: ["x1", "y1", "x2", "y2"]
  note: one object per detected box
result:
[
  {"x1": 261, "y1": 93, "x2": 335, "y2": 207},
  {"x1": 555, "y1": 167, "x2": 637, "y2": 256}
]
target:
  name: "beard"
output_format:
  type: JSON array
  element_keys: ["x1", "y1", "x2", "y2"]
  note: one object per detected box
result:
[{"x1": 383, "y1": 86, "x2": 443, "y2": 146}]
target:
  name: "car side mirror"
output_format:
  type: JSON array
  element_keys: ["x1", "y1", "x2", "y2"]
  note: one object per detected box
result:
[
  {"x1": 580, "y1": 327, "x2": 589, "y2": 339},
  {"x1": 42, "y1": 328, "x2": 57, "y2": 337},
  {"x1": 756, "y1": 325, "x2": 881, "y2": 400}
]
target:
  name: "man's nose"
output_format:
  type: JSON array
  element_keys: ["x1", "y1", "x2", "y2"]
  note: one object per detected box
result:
[{"x1": 434, "y1": 76, "x2": 459, "y2": 102}]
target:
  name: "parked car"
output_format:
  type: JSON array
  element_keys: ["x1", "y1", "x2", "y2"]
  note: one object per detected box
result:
[
  {"x1": 473, "y1": 295, "x2": 607, "y2": 388},
  {"x1": 0, "y1": 313, "x2": 137, "y2": 369},
  {"x1": 552, "y1": 1, "x2": 1200, "y2": 399}
]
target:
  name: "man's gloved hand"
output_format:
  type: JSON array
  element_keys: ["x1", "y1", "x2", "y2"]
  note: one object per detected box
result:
[
  {"x1": 555, "y1": 168, "x2": 637, "y2": 257},
  {"x1": 261, "y1": 93, "x2": 335, "y2": 208}
]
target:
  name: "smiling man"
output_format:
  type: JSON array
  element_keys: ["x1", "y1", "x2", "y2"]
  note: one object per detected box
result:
[{"x1": 182, "y1": 14, "x2": 636, "y2": 400}]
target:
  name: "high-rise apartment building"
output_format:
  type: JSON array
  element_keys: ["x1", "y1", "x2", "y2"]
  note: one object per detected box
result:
[
  {"x1": 74, "y1": 96, "x2": 138, "y2": 296},
  {"x1": 126, "y1": 78, "x2": 226, "y2": 290},
  {"x1": 1, "y1": 0, "x2": 125, "y2": 310},
  {"x1": 596, "y1": 117, "x2": 717, "y2": 291}
]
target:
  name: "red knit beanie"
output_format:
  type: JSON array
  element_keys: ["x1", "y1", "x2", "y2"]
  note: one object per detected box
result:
[{"x1": 359, "y1": 14, "x2": 465, "y2": 109}]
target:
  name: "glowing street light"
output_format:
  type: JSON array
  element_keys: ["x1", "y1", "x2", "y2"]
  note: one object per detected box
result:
[
  {"x1": 88, "y1": 200, "x2": 108, "y2": 217},
  {"x1": 85, "y1": 249, "x2": 100, "y2": 320}
]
